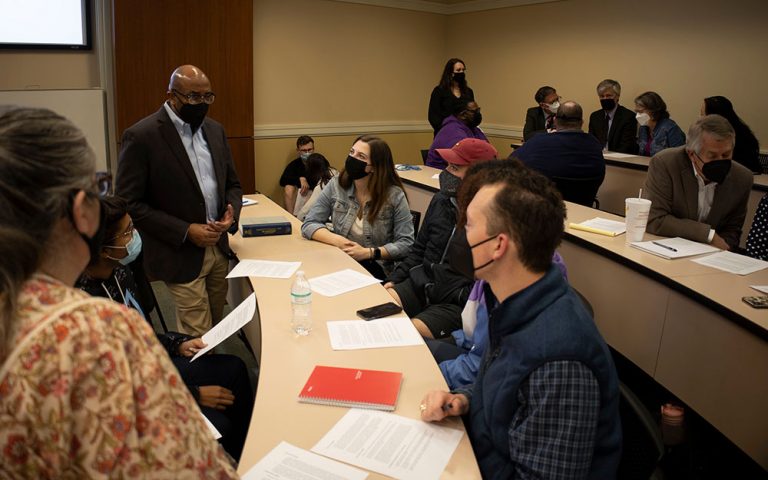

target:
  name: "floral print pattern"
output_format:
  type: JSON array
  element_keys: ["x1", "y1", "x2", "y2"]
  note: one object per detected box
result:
[{"x1": 0, "y1": 274, "x2": 238, "y2": 478}]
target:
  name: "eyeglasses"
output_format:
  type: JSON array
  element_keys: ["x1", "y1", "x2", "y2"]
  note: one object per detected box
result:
[
  {"x1": 172, "y1": 89, "x2": 216, "y2": 105},
  {"x1": 106, "y1": 221, "x2": 134, "y2": 244}
]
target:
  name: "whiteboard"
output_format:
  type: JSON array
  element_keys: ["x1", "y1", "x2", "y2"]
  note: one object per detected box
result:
[{"x1": 0, "y1": 89, "x2": 109, "y2": 171}]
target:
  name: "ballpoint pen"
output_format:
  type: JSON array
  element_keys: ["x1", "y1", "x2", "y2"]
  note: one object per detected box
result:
[{"x1": 652, "y1": 241, "x2": 678, "y2": 252}]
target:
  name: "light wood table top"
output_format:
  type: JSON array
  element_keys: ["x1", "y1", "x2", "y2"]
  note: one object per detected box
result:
[{"x1": 232, "y1": 194, "x2": 481, "y2": 479}]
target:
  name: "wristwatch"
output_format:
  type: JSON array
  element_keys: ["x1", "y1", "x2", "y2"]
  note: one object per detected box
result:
[{"x1": 373, "y1": 247, "x2": 382, "y2": 260}]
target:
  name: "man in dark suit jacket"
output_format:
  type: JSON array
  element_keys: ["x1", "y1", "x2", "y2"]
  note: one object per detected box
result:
[
  {"x1": 116, "y1": 65, "x2": 243, "y2": 336},
  {"x1": 513, "y1": 101, "x2": 605, "y2": 204},
  {"x1": 523, "y1": 86, "x2": 560, "y2": 141},
  {"x1": 644, "y1": 115, "x2": 753, "y2": 250},
  {"x1": 587, "y1": 79, "x2": 639, "y2": 154}
]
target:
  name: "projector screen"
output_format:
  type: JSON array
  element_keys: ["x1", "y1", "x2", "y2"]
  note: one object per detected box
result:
[{"x1": 0, "y1": 0, "x2": 91, "y2": 50}]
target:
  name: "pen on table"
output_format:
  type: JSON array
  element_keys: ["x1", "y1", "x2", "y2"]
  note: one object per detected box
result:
[{"x1": 652, "y1": 241, "x2": 678, "y2": 252}]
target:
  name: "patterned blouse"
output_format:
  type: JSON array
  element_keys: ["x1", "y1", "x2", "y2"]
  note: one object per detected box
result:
[{"x1": 0, "y1": 274, "x2": 238, "y2": 479}]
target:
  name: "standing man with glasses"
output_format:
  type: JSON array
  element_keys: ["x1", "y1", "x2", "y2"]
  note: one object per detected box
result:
[
  {"x1": 643, "y1": 114, "x2": 752, "y2": 250},
  {"x1": 116, "y1": 64, "x2": 242, "y2": 336}
]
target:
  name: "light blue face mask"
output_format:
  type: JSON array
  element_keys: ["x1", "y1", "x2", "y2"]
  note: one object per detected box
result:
[{"x1": 105, "y1": 229, "x2": 143, "y2": 265}]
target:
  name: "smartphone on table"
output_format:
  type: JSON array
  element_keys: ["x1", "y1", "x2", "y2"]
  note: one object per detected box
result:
[
  {"x1": 742, "y1": 295, "x2": 768, "y2": 308},
  {"x1": 356, "y1": 302, "x2": 403, "y2": 320}
]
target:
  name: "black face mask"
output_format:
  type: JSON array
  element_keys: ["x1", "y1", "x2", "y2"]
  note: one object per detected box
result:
[
  {"x1": 344, "y1": 155, "x2": 370, "y2": 181},
  {"x1": 701, "y1": 159, "x2": 732, "y2": 184},
  {"x1": 453, "y1": 72, "x2": 466, "y2": 83},
  {"x1": 447, "y1": 227, "x2": 497, "y2": 280},
  {"x1": 466, "y1": 111, "x2": 482, "y2": 129},
  {"x1": 438, "y1": 170, "x2": 461, "y2": 196},
  {"x1": 70, "y1": 193, "x2": 107, "y2": 265},
  {"x1": 600, "y1": 98, "x2": 616, "y2": 111},
  {"x1": 177, "y1": 102, "x2": 209, "y2": 132}
]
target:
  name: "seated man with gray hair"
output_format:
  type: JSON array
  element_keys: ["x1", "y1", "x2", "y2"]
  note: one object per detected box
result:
[
  {"x1": 643, "y1": 114, "x2": 753, "y2": 250},
  {"x1": 587, "y1": 78, "x2": 639, "y2": 154}
]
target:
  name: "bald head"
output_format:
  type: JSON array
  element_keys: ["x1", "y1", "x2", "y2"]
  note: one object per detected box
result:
[
  {"x1": 168, "y1": 64, "x2": 211, "y2": 92},
  {"x1": 554, "y1": 101, "x2": 583, "y2": 131}
]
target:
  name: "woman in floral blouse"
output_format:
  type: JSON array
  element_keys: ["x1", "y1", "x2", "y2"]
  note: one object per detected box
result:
[{"x1": 0, "y1": 107, "x2": 238, "y2": 478}]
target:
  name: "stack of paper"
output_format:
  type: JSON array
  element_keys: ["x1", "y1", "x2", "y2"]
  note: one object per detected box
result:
[
  {"x1": 692, "y1": 251, "x2": 768, "y2": 275},
  {"x1": 569, "y1": 217, "x2": 626, "y2": 237},
  {"x1": 630, "y1": 237, "x2": 719, "y2": 259}
]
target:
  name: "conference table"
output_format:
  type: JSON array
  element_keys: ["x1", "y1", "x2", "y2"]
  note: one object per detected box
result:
[
  {"x1": 398, "y1": 165, "x2": 768, "y2": 470},
  {"x1": 230, "y1": 195, "x2": 481, "y2": 478}
]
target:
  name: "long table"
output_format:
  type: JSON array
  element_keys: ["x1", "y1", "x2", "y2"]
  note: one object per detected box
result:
[
  {"x1": 398, "y1": 165, "x2": 768, "y2": 470},
  {"x1": 230, "y1": 194, "x2": 481, "y2": 478}
]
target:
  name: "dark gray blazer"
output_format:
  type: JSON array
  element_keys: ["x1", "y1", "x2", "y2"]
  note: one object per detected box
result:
[
  {"x1": 116, "y1": 106, "x2": 243, "y2": 283},
  {"x1": 644, "y1": 146, "x2": 753, "y2": 249}
]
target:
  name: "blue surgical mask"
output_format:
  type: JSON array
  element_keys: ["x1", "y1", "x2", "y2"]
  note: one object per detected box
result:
[
  {"x1": 105, "y1": 229, "x2": 143, "y2": 265},
  {"x1": 300, "y1": 152, "x2": 311, "y2": 161}
]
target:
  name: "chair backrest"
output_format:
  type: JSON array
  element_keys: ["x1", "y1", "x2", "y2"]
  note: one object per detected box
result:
[
  {"x1": 550, "y1": 175, "x2": 603, "y2": 207},
  {"x1": 617, "y1": 382, "x2": 665, "y2": 480},
  {"x1": 410, "y1": 210, "x2": 422, "y2": 238},
  {"x1": 420, "y1": 149, "x2": 429, "y2": 165}
]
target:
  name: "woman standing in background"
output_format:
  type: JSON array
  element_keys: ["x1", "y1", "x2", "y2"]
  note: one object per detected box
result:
[{"x1": 428, "y1": 58, "x2": 475, "y2": 136}]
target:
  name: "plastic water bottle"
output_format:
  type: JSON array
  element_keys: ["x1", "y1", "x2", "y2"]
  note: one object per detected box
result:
[{"x1": 290, "y1": 271, "x2": 312, "y2": 335}]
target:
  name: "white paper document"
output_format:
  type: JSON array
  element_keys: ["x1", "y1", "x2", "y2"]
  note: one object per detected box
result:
[
  {"x1": 241, "y1": 441, "x2": 368, "y2": 480},
  {"x1": 692, "y1": 251, "x2": 768, "y2": 275},
  {"x1": 309, "y1": 269, "x2": 381, "y2": 297},
  {"x1": 200, "y1": 412, "x2": 221, "y2": 440},
  {"x1": 191, "y1": 293, "x2": 256, "y2": 361},
  {"x1": 569, "y1": 217, "x2": 626, "y2": 236},
  {"x1": 630, "y1": 237, "x2": 720, "y2": 259},
  {"x1": 431, "y1": 173, "x2": 440, "y2": 179},
  {"x1": 327, "y1": 317, "x2": 423, "y2": 350},
  {"x1": 226, "y1": 259, "x2": 302, "y2": 279},
  {"x1": 312, "y1": 409, "x2": 464, "y2": 480},
  {"x1": 750, "y1": 285, "x2": 768, "y2": 294},
  {"x1": 242, "y1": 197, "x2": 259, "y2": 206}
]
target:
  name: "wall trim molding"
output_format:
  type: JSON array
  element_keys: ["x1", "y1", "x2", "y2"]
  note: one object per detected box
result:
[
  {"x1": 253, "y1": 121, "x2": 523, "y2": 140},
  {"x1": 328, "y1": 0, "x2": 559, "y2": 15}
]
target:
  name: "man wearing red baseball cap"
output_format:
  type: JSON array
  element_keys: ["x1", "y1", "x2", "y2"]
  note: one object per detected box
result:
[{"x1": 385, "y1": 138, "x2": 498, "y2": 339}]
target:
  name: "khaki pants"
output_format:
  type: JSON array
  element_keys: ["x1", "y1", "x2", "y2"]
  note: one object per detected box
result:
[{"x1": 166, "y1": 246, "x2": 229, "y2": 336}]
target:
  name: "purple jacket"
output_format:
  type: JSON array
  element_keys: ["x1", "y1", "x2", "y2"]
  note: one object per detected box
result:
[{"x1": 426, "y1": 115, "x2": 489, "y2": 169}]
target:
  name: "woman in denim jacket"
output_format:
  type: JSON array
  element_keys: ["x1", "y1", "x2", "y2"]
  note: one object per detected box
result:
[
  {"x1": 635, "y1": 91, "x2": 686, "y2": 156},
  {"x1": 301, "y1": 135, "x2": 414, "y2": 278}
]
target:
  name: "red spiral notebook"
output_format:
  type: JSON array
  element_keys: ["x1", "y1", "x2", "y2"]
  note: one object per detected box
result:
[{"x1": 297, "y1": 365, "x2": 403, "y2": 411}]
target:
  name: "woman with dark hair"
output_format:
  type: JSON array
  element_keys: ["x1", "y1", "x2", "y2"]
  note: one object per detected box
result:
[
  {"x1": 703, "y1": 95, "x2": 762, "y2": 173},
  {"x1": 293, "y1": 153, "x2": 337, "y2": 220},
  {"x1": 634, "y1": 91, "x2": 685, "y2": 156},
  {"x1": 0, "y1": 107, "x2": 237, "y2": 477},
  {"x1": 76, "y1": 195, "x2": 254, "y2": 462},
  {"x1": 428, "y1": 58, "x2": 475, "y2": 136},
  {"x1": 301, "y1": 135, "x2": 414, "y2": 278}
]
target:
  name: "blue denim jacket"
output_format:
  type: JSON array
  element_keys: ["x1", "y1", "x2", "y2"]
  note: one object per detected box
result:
[
  {"x1": 638, "y1": 117, "x2": 686, "y2": 157},
  {"x1": 301, "y1": 176, "x2": 414, "y2": 260}
]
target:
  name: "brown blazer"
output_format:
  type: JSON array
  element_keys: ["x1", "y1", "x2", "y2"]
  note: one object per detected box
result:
[
  {"x1": 643, "y1": 146, "x2": 753, "y2": 249},
  {"x1": 116, "y1": 106, "x2": 243, "y2": 284}
]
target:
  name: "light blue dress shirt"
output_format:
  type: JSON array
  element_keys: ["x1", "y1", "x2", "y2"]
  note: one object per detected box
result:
[{"x1": 163, "y1": 102, "x2": 220, "y2": 221}]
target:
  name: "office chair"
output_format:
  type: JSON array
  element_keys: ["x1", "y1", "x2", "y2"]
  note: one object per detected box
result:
[
  {"x1": 420, "y1": 149, "x2": 429, "y2": 165},
  {"x1": 410, "y1": 210, "x2": 422, "y2": 238},
  {"x1": 550, "y1": 175, "x2": 603, "y2": 208},
  {"x1": 617, "y1": 382, "x2": 666, "y2": 480}
]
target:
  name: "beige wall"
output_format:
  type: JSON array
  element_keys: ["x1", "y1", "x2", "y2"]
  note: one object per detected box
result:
[
  {"x1": 447, "y1": 0, "x2": 768, "y2": 143},
  {"x1": 253, "y1": 0, "x2": 446, "y2": 125}
]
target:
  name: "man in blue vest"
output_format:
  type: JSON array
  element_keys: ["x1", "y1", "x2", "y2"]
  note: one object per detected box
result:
[{"x1": 420, "y1": 162, "x2": 621, "y2": 479}]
